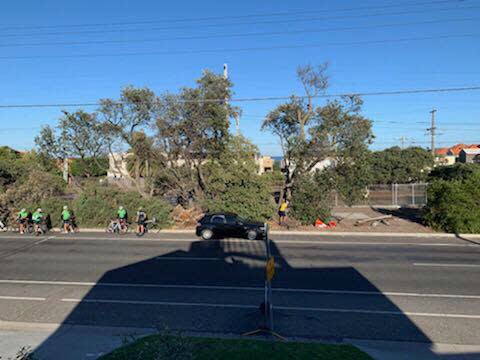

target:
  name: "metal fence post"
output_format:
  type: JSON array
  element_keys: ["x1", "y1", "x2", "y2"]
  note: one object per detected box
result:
[
  {"x1": 424, "y1": 183, "x2": 428, "y2": 205},
  {"x1": 394, "y1": 184, "x2": 398, "y2": 206},
  {"x1": 391, "y1": 183, "x2": 394, "y2": 205},
  {"x1": 412, "y1": 184, "x2": 415, "y2": 206}
]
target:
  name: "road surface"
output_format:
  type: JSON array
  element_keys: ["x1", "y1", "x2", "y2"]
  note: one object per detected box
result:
[{"x1": 0, "y1": 231, "x2": 479, "y2": 357}]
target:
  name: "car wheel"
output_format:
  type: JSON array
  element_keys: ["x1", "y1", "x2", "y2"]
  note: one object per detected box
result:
[
  {"x1": 247, "y1": 230, "x2": 257, "y2": 240},
  {"x1": 201, "y1": 229, "x2": 213, "y2": 240}
]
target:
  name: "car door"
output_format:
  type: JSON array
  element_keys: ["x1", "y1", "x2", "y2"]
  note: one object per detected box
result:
[
  {"x1": 225, "y1": 214, "x2": 244, "y2": 238},
  {"x1": 210, "y1": 215, "x2": 227, "y2": 237}
]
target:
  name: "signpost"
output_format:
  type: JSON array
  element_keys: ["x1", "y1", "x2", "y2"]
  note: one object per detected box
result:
[{"x1": 243, "y1": 223, "x2": 286, "y2": 341}]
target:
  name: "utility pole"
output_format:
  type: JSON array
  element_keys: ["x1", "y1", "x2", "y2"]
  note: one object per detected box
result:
[
  {"x1": 427, "y1": 109, "x2": 437, "y2": 156},
  {"x1": 235, "y1": 114, "x2": 240, "y2": 135},
  {"x1": 398, "y1": 136, "x2": 408, "y2": 149},
  {"x1": 223, "y1": 64, "x2": 229, "y2": 129},
  {"x1": 63, "y1": 157, "x2": 69, "y2": 183}
]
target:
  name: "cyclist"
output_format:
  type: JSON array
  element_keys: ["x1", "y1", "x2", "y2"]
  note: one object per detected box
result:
[
  {"x1": 61, "y1": 206, "x2": 73, "y2": 233},
  {"x1": 17, "y1": 208, "x2": 29, "y2": 234},
  {"x1": 117, "y1": 206, "x2": 128, "y2": 232},
  {"x1": 136, "y1": 207, "x2": 147, "y2": 234},
  {"x1": 32, "y1": 208, "x2": 44, "y2": 235}
]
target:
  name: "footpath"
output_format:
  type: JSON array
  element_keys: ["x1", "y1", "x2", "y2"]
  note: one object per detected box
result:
[{"x1": 2, "y1": 321, "x2": 480, "y2": 360}]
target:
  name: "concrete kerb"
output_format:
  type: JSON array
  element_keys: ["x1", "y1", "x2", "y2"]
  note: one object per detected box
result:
[{"x1": 47, "y1": 228, "x2": 480, "y2": 239}]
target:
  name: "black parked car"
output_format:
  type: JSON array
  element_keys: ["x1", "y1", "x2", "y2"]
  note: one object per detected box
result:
[{"x1": 196, "y1": 213, "x2": 266, "y2": 240}]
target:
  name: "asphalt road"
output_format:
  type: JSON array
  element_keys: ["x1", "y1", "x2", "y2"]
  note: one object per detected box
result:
[{"x1": 0, "y1": 231, "x2": 479, "y2": 351}]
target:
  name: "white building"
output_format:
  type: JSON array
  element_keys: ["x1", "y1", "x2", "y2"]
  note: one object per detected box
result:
[{"x1": 107, "y1": 152, "x2": 132, "y2": 179}]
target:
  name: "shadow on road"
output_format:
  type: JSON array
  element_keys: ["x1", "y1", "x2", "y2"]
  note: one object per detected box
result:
[{"x1": 33, "y1": 237, "x2": 479, "y2": 359}]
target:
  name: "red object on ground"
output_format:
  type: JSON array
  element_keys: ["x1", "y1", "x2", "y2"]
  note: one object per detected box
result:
[
  {"x1": 315, "y1": 219, "x2": 326, "y2": 228},
  {"x1": 327, "y1": 220, "x2": 337, "y2": 228}
]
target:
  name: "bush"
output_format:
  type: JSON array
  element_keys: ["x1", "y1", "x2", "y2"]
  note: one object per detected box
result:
[
  {"x1": 370, "y1": 146, "x2": 433, "y2": 184},
  {"x1": 73, "y1": 185, "x2": 171, "y2": 228},
  {"x1": 201, "y1": 136, "x2": 276, "y2": 221},
  {"x1": 428, "y1": 163, "x2": 480, "y2": 181},
  {"x1": 202, "y1": 178, "x2": 276, "y2": 221},
  {"x1": 424, "y1": 171, "x2": 480, "y2": 233},
  {"x1": 3, "y1": 170, "x2": 65, "y2": 206},
  {"x1": 70, "y1": 157, "x2": 108, "y2": 177},
  {"x1": 290, "y1": 173, "x2": 333, "y2": 225}
]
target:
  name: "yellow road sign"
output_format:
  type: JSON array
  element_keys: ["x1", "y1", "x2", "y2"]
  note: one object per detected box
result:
[{"x1": 266, "y1": 257, "x2": 275, "y2": 282}]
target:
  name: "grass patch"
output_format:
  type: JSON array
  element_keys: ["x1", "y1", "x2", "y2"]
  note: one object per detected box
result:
[{"x1": 100, "y1": 334, "x2": 372, "y2": 360}]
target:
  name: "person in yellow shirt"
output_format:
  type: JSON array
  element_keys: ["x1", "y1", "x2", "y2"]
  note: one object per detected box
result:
[{"x1": 278, "y1": 200, "x2": 289, "y2": 225}]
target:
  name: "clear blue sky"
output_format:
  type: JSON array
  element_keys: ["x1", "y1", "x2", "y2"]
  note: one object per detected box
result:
[{"x1": 0, "y1": 0, "x2": 479, "y2": 156}]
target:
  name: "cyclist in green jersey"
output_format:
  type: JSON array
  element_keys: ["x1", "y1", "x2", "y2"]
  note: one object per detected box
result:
[
  {"x1": 61, "y1": 206, "x2": 72, "y2": 233},
  {"x1": 17, "y1": 208, "x2": 29, "y2": 234},
  {"x1": 117, "y1": 206, "x2": 128, "y2": 232},
  {"x1": 32, "y1": 208, "x2": 44, "y2": 235}
]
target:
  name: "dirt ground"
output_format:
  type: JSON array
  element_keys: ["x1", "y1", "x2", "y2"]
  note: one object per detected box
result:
[{"x1": 269, "y1": 206, "x2": 436, "y2": 233}]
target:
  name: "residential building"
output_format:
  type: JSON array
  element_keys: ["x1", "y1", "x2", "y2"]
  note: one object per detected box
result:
[
  {"x1": 459, "y1": 148, "x2": 480, "y2": 164},
  {"x1": 108, "y1": 152, "x2": 275, "y2": 178},
  {"x1": 435, "y1": 143, "x2": 480, "y2": 165},
  {"x1": 256, "y1": 155, "x2": 274, "y2": 175},
  {"x1": 107, "y1": 152, "x2": 131, "y2": 179}
]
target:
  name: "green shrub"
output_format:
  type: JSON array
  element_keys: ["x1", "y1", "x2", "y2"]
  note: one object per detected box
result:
[
  {"x1": 424, "y1": 171, "x2": 480, "y2": 233},
  {"x1": 202, "y1": 178, "x2": 276, "y2": 221},
  {"x1": 290, "y1": 173, "x2": 333, "y2": 225},
  {"x1": 73, "y1": 185, "x2": 171, "y2": 228},
  {"x1": 201, "y1": 136, "x2": 276, "y2": 221},
  {"x1": 428, "y1": 163, "x2": 480, "y2": 181},
  {"x1": 3, "y1": 170, "x2": 65, "y2": 206},
  {"x1": 70, "y1": 157, "x2": 108, "y2": 177}
]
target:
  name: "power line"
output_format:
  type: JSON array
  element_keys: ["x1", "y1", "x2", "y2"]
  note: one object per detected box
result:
[
  {"x1": 0, "y1": 86, "x2": 479, "y2": 109},
  {"x1": 0, "y1": 127, "x2": 41, "y2": 132},
  {"x1": 1, "y1": 4, "x2": 475, "y2": 39},
  {"x1": 0, "y1": 33, "x2": 475, "y2": 60},
  {"x1": 0, "y1": 0, "x2": 458, "y2": 32},
  {"x1": 1, "y1": 17, "x2": 476, "y2": 48}
]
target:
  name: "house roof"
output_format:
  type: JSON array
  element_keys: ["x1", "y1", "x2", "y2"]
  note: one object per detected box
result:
[
  {"x1": 461, "y1": 148, "x2": 480, "y2": 155},
  {"x1": 447, "y1": 144, "x2": 480, "y2": 156},
  {"x1": 435, "y1": 147, "x2": 449, "y2": 155}
]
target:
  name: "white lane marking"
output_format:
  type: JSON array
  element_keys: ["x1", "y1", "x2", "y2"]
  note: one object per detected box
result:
[
  {"x1": 414, "y1": 263, "x2": 480, "y2": 268},
  {"x1": 4, "y1": 236, "x2": 473, "y2": 247},
  {"x1": 0, "y1": 295, "x2": 45, "y2": 301},
  {"x1": 273, "y1": 306, "x2": 480, "y2": 319},
  {"x1": 274, "y1": 288, "x2": 480, "y2": 300},
  {"x1": 2, "y1": 279, "x2": 480, "y2": 299},
  {"x1": 155, "y1": 257, "x2": 220, "y2": 261},
  {"x1": 59, "y1": 298, "x2": 480, "y2": 319},
  {"x1": 0, "y1": 279, "x2": 259, "y2": 291},
  {"x1": 61, "y1": 298, "x2": 258, "y2": 309},
  {"x1": 34, "y1": 236, "x2": 55, "y2": 245}
]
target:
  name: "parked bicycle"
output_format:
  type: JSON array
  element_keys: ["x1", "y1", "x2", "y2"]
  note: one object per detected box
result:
[
  {"x1": 136, "y1": 217, "x2": 156, "y2": 237},
  {"x1": 107, "y1": 218, "x2": 129, "y2": 234}
]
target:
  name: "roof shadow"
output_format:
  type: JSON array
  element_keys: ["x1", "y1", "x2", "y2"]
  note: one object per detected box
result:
[{"x1": 32, "y1": 237, "x2": 479, "y2": 359}]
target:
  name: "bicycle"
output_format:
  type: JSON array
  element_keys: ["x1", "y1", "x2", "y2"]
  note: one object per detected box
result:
[
  {"x1": 136, "y1": 217, "x2": 157, "y2": 237},
  {"x1": 34, "y1": 221, "x2": 48, "y2": 236},
  {"x1": 107, "y1": 219, "x2": 129, "y2": 234}
]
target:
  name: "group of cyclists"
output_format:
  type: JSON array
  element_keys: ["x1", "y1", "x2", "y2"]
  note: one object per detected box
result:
[
  {"x1": 108, "y1": 206, "x2": 149, "y2": 235},
  {"x1": 12, "y1": 205, "x2": 150, "y2": 236},
  {"x1": 16, "y1": 205, "x2": 75, "y2": 235}
]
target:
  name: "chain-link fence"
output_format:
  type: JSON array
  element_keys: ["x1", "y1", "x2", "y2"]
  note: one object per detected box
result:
[{"x1": 334, "y1": 183, "x2": 428, "y2": 207}]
